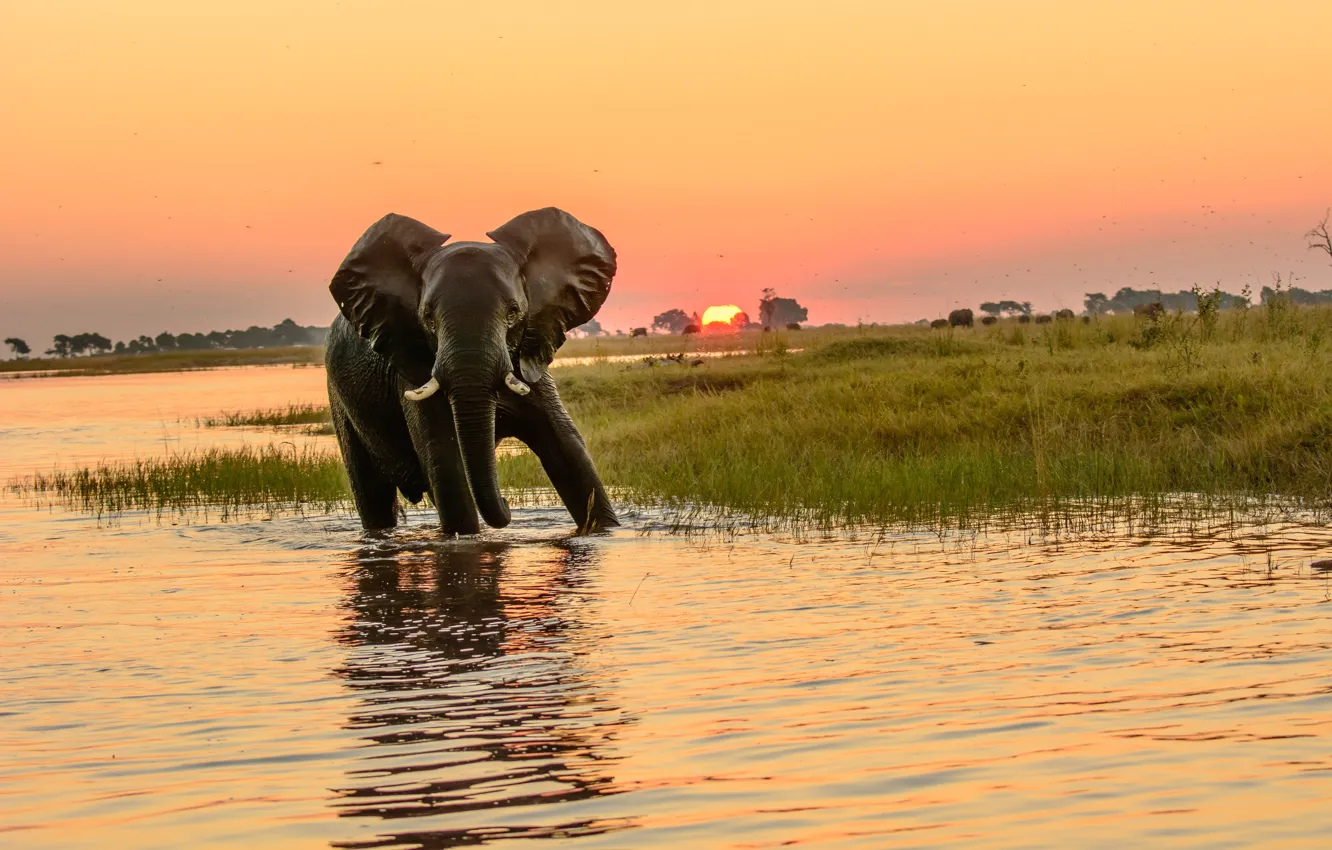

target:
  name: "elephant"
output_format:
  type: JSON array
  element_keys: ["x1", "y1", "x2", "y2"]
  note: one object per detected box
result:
[
  {"x1": 930, "y1": 318, "x2": 949, "y2": 329},
  {"x1": 948, "y1": 308, "x2": 974, "y2": 328},
  {"x1": 682, "y1": 324, "x2": 701, "y2": 335},
  {"x1": 1017, "y1": 314, "x2": 1032, "y2": 324},
  {"x1": 630, "y1": 327, "x2": 648, "y2": 338},
  {"x1": 1055, "y1": 308, "x2": 1075, "y2": 321},
  {"x1": 1133, "y1": 302, "x2": 1165, "y2": 319},
  {"x1": 1035, "y1": 314, "x2": 1053, "y2": 324},
  {"x1": 324, "y1": 207, "x2": 619, "y2": 534},
  {"x1": 980, "y1": 315, "x2": 998, "y2": 326}
]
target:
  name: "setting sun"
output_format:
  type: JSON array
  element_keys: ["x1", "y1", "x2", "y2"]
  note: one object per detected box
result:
[{"x1": 701, "y1": 305, "x2": 743, "y2": 326}]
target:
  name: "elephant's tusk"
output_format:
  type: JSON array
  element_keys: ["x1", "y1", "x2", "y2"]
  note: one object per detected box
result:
[
  {"x1": 404, "y1": 376, "x2": 441, "y2": 401},
  {"x1": 504, "y1": 373, "x2": 531, "y2": 396}
]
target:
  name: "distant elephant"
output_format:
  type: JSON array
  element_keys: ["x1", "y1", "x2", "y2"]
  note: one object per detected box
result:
[
  {"x1": 1134, "y1": 302, "x2": 1165, "y2": 319},
  {"x1": 630, "y1": 327, "x2": 648, "y2": 338},
  {"x1": 325, "y1": 208, "x2": 618, "y2": 534},
  {"x1": 930, "y1": 318, "x2": 949, "y2": 329},
  {"x1": 785, "y1": 322, "x2": 802, "y2": 331},
  {"x1": 1055, "y1": 309, "x2": 1075, "y2": 321},
  {"x1": 949, "y1": 308, "x2": 974, "y2": 328},
  {"x1": 682, "y1": 324, "x2": 701, "y2": 335},
  {"x1": 1081, "y1": 315, "x2": 1092, "y2": 324},
  {"x1": 1017, "y1": 314, "x2": 1032, "y2": 324},
  {"x1": 1035, "y1": 314, "x2": 1053, "y2": 324},
  {"x1": 980, "y1": 315, "x2": 998, "y2": 326}
]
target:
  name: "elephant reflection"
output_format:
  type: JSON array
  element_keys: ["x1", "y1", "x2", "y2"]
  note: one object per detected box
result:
[{"x1": 329, "y1": 538, "x2": 633, "y2": 848}]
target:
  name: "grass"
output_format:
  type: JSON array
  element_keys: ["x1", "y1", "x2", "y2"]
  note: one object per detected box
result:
[
  {"x1": 198, "y1": 403, "x2": 333, "y2": 429},
  {"x1": 496, "y1": 304, "x2": 1332, "y2": 528},
  {"x1": 0, "y1": 346, "x2": 325, "y2": 377},
  {"x1": 15, "y1": 302, "x2": 1332, "y2": 530},
  {"x1": 12, "y1": 445, "x2": 350, "y2": 521}
]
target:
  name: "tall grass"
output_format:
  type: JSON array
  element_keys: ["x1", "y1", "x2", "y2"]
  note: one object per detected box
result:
[
  {"x1": 12, "y1": 445, "x2": 351, "y2": 521},
  {"x1": 199, "y1": 403, "x2": 332, "y2": 428},
  {"x1": 16, "y1": 305, "x2": 1332, "y2": 529},
  {"x1": 499, "y1": 307, "x2": 1332, "y2": 528}
]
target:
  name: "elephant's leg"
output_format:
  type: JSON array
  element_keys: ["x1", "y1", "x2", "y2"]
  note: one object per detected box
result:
[
  {"x1": 404, "y1": 398, "x2": 482, "y2": 535},
  {"x1": 332, "y1": 406, "x2": 399, "y2": 530},
  {"x1": 511, "y1": 377, "x2": 618, "y2": 532}
]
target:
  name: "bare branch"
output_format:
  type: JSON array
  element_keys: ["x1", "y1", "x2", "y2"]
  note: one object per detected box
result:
[{"x1": 1307, "y1": 208, "x2": 1332, "y2": 262}]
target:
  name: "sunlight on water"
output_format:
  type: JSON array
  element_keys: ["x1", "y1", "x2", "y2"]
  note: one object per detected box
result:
[{"x1": 3, "y1": 367, "x2": 1332, "y2": 847}]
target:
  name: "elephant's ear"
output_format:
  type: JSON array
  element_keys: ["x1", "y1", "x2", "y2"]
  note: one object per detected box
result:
[
  {"x1": 330, "y1": 213, "x2": 450, "y2": 383},
  {"x1": 487, "y1": 208, "x2": 616, "y2": 382}
]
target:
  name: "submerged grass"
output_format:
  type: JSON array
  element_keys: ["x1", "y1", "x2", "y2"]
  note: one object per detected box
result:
[{"x1": 16, "y1": 304, "x2": 1332, "y2": 530}]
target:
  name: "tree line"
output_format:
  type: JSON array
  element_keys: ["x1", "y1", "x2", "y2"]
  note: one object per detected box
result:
[
  {"x1": 4, "y1": 319, "x2": 328, "y2": 359},
  {"x1": 581, "y1": 289, "x2": 809, "y2": 337}
]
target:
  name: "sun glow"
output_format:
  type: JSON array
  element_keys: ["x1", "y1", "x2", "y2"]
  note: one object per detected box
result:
[{"x1": 701, "y1": 305, "x2": 743, "y2": 326}]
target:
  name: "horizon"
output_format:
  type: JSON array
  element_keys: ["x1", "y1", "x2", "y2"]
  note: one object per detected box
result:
[{"x1": 3, "y1": 1, "x2": 1331, "y2": 352}]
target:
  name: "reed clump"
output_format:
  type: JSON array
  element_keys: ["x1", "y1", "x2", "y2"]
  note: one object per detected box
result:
[
  {"x1": 198, "y1": 403, "x2": 333, "y2": 428},
  {"x1": 12, "y1": 445, "x2": 350, "y2": 521}
]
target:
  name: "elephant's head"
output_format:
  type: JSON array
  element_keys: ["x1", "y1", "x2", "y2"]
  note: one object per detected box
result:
[{"x1": 330, "y1": 208, "x2": 616, "y2": 529}]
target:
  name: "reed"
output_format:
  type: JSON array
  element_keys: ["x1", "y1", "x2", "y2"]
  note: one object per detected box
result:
[
  {"x1": 199, "y1": 403, "x2": 332, "y2": 428},
  {"x1": 12, "y1": 445, "x2": 351, "y2": 521}
]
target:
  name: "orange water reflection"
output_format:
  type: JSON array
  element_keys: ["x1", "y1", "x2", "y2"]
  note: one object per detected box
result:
[
  {"x1": 2, "y1": 368, "x2": 1332, "y2": 847},
  {"x1": 330, "y1": 537, "x2": 633, "y2": 846}
]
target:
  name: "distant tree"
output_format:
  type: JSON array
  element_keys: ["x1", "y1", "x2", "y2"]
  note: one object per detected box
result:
[
  {"x1": 980, "y1": 300, "x2": 1032, "y2": 317},
  {"x1": 67, "y1": 332, "x2": 112, "y2": 356},
  {"x1": 1308, "y1": 210, "x2": 1332, "y2": 266},
  {"x1": 155, "y1": 331, "x2": 178, "y2": 350},
  {"x1": 47, "y1": 334, "x2": 72, "y2": 357},
  {"x1": 4, "y1": 337, "x2": 30, "y2": 358},
  {"x1": 573, "y1": 318, "x2": 604, "y2": 336},
  {"x1": 652, "y1": 308, "x2": 693, "y2": 334},
  {"x1": 1095, "y1": 286, "x2": 1249, "y2": 314},
  {"x1": 682, "y1": 324, "x2": 701, "y2": 335},
  {"x1": 114, "y1": 341, "x2": 127, "y2": 354},
  {"x1": 1261, "y1": 285, "x2": 1332, "y2": 306},
  {"x1": 1083, "y1": 293, "x2": 1112, "y2": 315},
  {"x1": 125, "y1": 335, "x2": 157, "y2": 354},
  {"x1": 758, "y1": 288, "x2": 808, "y2": 329},
  {"x1": 731, "y1": 310, "x2": 752, "y2": 329}
]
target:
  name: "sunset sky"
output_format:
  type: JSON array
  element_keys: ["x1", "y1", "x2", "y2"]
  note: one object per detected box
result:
[{"x1": 2, "y1": 0, "x2": 1331, "y2": 350}]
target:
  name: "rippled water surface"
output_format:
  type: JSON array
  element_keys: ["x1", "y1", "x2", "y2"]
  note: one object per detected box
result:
[{"x1": 4, "y1": 367, "x2": 1332, "y2": 847}]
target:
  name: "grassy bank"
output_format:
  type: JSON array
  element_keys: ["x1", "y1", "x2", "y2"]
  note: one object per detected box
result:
[
  {"x1": 15, "y1": 303, "x2": 1332, "y2": 528},
  {"x1": 498, "y1": 304, "x2": 1332, "y2": 527},
  {"x1": 0, "y1": 346, "x2": 326, "y2": 377}
]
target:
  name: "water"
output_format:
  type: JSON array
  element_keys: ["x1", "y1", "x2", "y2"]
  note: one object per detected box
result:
[{"x1": 4, "y1": 367, "x2": 1332, "y2": 847}]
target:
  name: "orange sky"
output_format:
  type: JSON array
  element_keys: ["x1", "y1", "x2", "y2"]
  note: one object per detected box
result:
[{"x1": 2, "y1": 1, "x2": 1330, "y2": 347}]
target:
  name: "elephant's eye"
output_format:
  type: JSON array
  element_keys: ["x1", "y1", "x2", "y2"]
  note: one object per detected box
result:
[{"x1": 506, "y1": 304, "x2": 521, "y2": 324}]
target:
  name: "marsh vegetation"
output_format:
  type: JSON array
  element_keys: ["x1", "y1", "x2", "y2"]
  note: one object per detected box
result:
[{"x1": 13, "y1": 299, "x2": 1332, "y2": 528}]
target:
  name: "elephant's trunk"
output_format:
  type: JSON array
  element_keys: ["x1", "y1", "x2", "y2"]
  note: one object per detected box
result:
[{"x1": 448, "y1": 387, "x2": 511, "y2": 529}]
